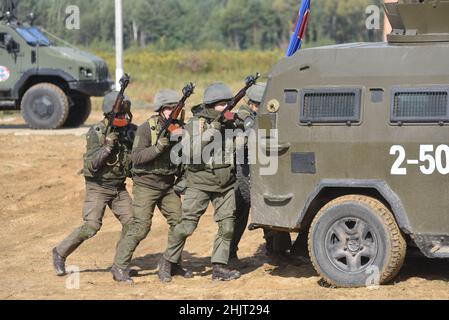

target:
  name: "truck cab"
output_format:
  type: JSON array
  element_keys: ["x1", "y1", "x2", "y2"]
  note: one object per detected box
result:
[{"x1": 0, "y1": 13, "x2": 112, "y2": 129}]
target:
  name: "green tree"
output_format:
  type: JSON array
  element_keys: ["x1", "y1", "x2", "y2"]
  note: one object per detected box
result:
[{"x1": 14, "y1": 0, "x2": 385, "y2": 50}]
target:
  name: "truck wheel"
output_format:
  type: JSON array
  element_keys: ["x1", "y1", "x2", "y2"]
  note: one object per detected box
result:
[
  {"x1": 64, "y1": 96, "x2": 92, "y2": 128},
  {"x1": 308, "y1": 195, "x2": 406, "y2": 288},
  {"x1": 236, "y1": 165, "x2": 251, "y2": 203},
  {"x1": 21, "y1": 83, "x2": 69, "y2": 129}
]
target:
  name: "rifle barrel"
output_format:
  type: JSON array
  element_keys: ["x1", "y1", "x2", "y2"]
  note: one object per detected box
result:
[
  {"x1": 218, "y1": 75, "x2": 260, "y2": 121},
  {"x1": 157, "y1": 87, "x2": 193, "y2": 140}
]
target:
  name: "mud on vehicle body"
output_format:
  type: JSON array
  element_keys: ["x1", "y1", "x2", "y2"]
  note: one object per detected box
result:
[
  {"x1": 251, "y1": 0, "x2": 449, "y2": 288},
  {"x1": 0, "y1": 11, "x2": 112, "y2": 129}
]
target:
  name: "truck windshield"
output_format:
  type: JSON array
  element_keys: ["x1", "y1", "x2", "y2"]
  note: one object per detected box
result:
[{"x1": 15, "y1": 27, "x2": 52, "y2": 46}]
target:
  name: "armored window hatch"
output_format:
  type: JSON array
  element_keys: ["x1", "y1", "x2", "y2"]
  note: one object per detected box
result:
[
  {"x1": 300, "y1": 88, "x2": 362, "y2": 124},
  {"x1": 391, "y1": 88, "x2": 449, "y2": 123}
]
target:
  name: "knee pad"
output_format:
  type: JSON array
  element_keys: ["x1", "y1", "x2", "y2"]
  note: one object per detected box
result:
[
  {"x1": 120, "y1": 222, "x2": 132, "y2": 236},
  {"x1": 219, "y1": 218, "x2": 235, "y2": 241},
  {"x1": 79, "y1": 224, "x2": 100, "y2": 240},
  {"x1": 177, "y1": 221, "x2": 197, "y2": 239},
  {"x1": 131, "y1": 223, "x2": 152, "y2": 242}
]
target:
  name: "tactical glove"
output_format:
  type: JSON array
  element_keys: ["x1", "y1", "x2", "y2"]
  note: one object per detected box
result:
[
  {"x1": 105, "y1": 132, "x2": 119, "y2": 151},
  {"x1": 156, "y1": 137, "x2": 170, "y2": 152}
]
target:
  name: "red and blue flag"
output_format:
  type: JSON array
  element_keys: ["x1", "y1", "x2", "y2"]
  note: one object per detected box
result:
[{"x1": 286, "y1": 0, "x2": 311, "y2": 57}]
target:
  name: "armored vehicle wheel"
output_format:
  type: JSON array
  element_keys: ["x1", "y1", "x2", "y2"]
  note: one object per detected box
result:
[
  {"x1": 21, "y1": 83, "x2": 69, "y2": 129},
  {"x1": 308, "y1": 195, "x2": 406, "y2": 288},
  {"x1": 64, "y1": 96, "x2": 92, "y2": 128}
]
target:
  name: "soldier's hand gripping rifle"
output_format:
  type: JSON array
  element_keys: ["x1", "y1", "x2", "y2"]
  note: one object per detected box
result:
[
  {"x1": 214, "y1": 73, "x2": 261, "y2": 123},
  {"x1": 105, "y1": 73, "x2": 132, "y2": 135},
  {"x1": 157, "y1": 82, "x2": 195, "y2": 140}
]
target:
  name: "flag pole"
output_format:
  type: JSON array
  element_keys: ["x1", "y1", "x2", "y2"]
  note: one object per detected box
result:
[
  {"x1": 286, "y1": 0, "x2": 311, "y2": 57},
  {"x1": 115, "y1": 0, "x2": 124, "y2": 90}
]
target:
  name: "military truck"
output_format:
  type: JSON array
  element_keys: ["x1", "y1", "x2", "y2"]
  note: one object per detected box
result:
[
  {"x1": 0, "y1": 4, "x2": 112, "y2": 129},
  {"x1": 251, "y1": 0, "x2": 449, "y2": 288}
]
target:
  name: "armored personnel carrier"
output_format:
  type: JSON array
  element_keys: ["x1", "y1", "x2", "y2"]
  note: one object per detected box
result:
[
  {"x1": 0, "y1": 2, "x2": 112, "y2": 129},
  {"x1": 252, "y1": 0, "x2": 449, "y2": 287}
]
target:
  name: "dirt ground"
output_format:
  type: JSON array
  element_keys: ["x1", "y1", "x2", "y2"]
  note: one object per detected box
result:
[{"x1": 1, "y1": 110, "x2": 449, "y2": 300}]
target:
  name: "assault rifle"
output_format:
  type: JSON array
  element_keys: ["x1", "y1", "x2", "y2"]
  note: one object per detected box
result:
[
  {"x1": 215, "y1": 73, "x2": 260, "y2": 123},
  {"x1": 157, "y1": 82, "x2": 195, "y2": 140},
  {"x1": 105, "y1": 73, "x2": 132, "y2": 134}
]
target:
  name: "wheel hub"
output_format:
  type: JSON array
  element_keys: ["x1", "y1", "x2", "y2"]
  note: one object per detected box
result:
[
  {"x1": 324, "y1": 217, "x2": 378, "y2": 273},
  {"x1": 347, "y1": 238, "x2": 361, "y2": 253},
  {"x1": 32, "y1": 96, "x2": 54, "y2": 119}
]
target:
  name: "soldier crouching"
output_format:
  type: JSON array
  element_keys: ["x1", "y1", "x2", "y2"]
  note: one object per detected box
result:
[
  {"x1": 160, "y1": 83, "x2": 241, "y2": 282},
  {"x1": 52, "y1": 92, "x2": 136, "y2": 277}
]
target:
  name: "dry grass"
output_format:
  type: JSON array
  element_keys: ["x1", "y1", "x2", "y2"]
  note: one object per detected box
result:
[{"x1": 92, "y1": 49, "x2": 283, "y2": 110}]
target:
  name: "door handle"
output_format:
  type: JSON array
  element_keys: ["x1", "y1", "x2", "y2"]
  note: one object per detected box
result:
[
  {"x1": 263, "y1": 193, "x2": 294, "y2": 203},
  {"x1": 261, "y1": 141, "x2": 291, "y2": 154}
]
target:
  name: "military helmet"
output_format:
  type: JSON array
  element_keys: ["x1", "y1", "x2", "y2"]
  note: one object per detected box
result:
[
  {"x1": 102, "y1": 91, "x2": 131, "y2": 114},
  {"x1": 247, "y1": 82, "x2": 267, "y2": 104},
  {"x1": 154, "y1": 89, "x2": 181, "y2": 112},
  {"x1": 203, "y1": 83, "x2": 233, "y2": 106}
]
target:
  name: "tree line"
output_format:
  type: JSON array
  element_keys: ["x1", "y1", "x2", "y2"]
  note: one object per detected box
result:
[{"x1": 15, "y1": 0, "x2": 384, "y2": 50}]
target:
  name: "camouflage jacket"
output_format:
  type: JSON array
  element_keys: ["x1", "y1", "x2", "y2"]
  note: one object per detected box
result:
[
  {"x1": 184, "y1": 105, "x2": 237, "y2": 193},
  {"x1": 83, "y1": 119, "x2": 134, "y2": 188},
  {"x1": 131, "y1": 115, "x2": 183, "y2": 190}
]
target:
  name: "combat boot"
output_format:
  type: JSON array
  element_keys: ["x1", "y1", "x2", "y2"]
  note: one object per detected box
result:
[
  {"x1": 52, "y1": 248, "x2": 66, "y2": 276},
  {"x1": 111, "y1": 265, "x2": 134, "y2": 285},
  {"x1": 212, "y1": 264, "x2": 241, "y2": 281},
  {"x1": 229, "y1": 251, "x2": 239, "y2": 261},
  {"x1": 172, "y1": 263, "x2": 193, "y2": 279},
  {"x1": 228, "y1": 251, "x2": 240, "y2": 268},
  {"x1": 158, "y1": 257, "x2": 173, "y2": 283}
]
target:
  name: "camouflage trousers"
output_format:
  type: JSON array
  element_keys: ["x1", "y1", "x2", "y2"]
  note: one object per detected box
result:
[
  {"x1": 56, "y1": 182, "x2": 133, "y2": 258},
  {"x1": 164, "y1": 187, "x2": 236, "y2": 265},
  {"x1": 113, "y1": 184, "x2": 182, "y2": 270}
]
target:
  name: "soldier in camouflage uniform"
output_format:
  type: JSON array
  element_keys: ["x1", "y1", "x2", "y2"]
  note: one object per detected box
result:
[
  {"x1": 112, "y1": 89, "x2": 191, "y2": 284},
  {"x1": 52, "y1": 92, "x2": 136, "y2": 278},
  {"x1": 230, "y1": 83, "x2": 292, "y2": 261},
  {"x1": 159, "y1": 83, "x2": 241, "y2": 282}
]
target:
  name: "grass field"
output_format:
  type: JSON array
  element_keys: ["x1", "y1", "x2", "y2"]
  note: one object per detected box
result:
[{"x1": 95, "y1": 49, "x2": 284, "y2": 110}]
